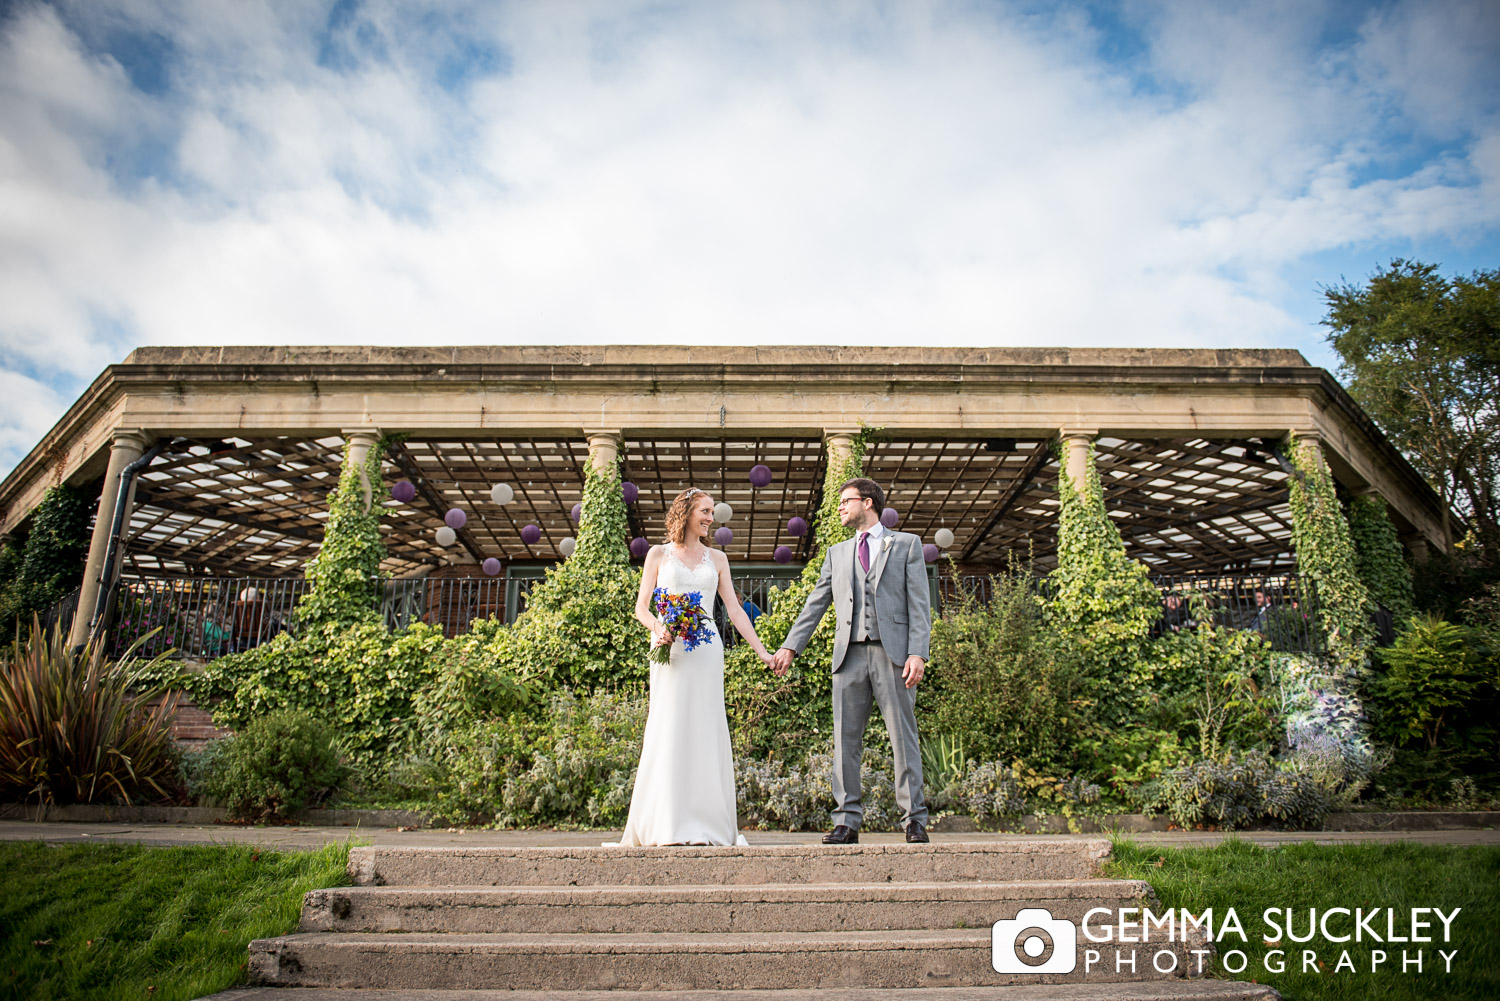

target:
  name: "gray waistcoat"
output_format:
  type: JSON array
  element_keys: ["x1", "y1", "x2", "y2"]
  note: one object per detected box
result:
[{"x1": 851, "y1": 535, "x2": 880, "y2": 642}]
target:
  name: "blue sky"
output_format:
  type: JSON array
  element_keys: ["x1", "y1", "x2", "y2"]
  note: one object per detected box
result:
[{"x1": 0, "y1": 0, "x2": 1496, "y2": 477}]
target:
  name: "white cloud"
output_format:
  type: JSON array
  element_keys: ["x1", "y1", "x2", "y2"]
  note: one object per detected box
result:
[{"x1": 0, "y1": 0, "x2": 1496, "y2": 477}]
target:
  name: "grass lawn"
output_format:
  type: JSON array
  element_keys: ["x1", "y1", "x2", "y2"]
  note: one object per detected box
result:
[
  {"x1": 0, "y1": 840, "x2": 352, "y2": 1001},
  {"x1": 1105, "y1": 837, "x2": 1500, "y2": 1001}
]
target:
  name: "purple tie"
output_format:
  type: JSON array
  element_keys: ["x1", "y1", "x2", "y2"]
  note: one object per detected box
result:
[{"x1": 858, "y1": 532, "x2": 871, "y2": 574}]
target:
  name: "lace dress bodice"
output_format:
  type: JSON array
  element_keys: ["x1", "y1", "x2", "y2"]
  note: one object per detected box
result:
[{"x1": 658, "y1": 546, "x2": 719, "y2": 617}]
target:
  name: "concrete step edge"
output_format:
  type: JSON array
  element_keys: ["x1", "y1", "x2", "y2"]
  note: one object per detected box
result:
[
  {"x1": 202, "y1": 985, "x2": 1280, "y2": 1001},
  {"x1": 310, "y1": 878, "x2": 1154, "y2": 902}
]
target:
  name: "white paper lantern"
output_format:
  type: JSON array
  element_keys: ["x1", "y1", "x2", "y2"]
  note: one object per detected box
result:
[
  {"x1": 490, "y1": 482, "x2": 514, "y2": 505},
  {"x1": 435, "y1": 526, "x2": 457, "y2": 547},
  {"x1": 713, "y1": 501, "x2": 734, "y2": 523},
  {"x1": 934, "y1": 527, "x2": 955, "y2": 549},
  {"x1": 559, "y1": 536, "x2": 577, "y2": 557},
  {"x1": 239, "y1": 587, "x2": 259, "y2": 601}
]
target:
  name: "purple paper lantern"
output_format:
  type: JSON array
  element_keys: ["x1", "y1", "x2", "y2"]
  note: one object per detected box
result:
[
  {"x1": 445, "y1": 508, "x2": 467, "y2": 530},
  {"x1": 880, "y1": 507, "x2": 899, "y2": 528},
  {"x1": 622, "y1": 481, "x2": 639, "y2": 504},
  {"x1": 749, "y1": 464, "x2": 773, "y2": 488},
  {"x1": 773, "y1": 545, "x2": 793, "y2": 564},
  {"x1": 481, "y1": 557, "x2": 501, "y2": 576},
  {"x1": 571, "y1": 502, "x2": 582, "y2": 522},
  {"x1": 714, "y1": 527, "x2": 734, "y2": 546},
  {"x1": 520, "y1": 524, "x2": 541, "y2": 545},
  {"x1": 391, "y1": 480, "x2": 416, "y2": 504},
  {"x1": 787, "y1": 516, "x2": 808, "y2": 537},
  {"x1": 922, "y1": 543, "x2": 940, "y2": 563},
  {"x1": 630, "y1": 536, "x2": 651, "y2": 559}
]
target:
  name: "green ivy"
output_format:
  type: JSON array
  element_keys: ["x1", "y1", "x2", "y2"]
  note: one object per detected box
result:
[
  {"x1": 724, "y1": 427, "x2": 879, "y2": 756},
  {"x1": 1285, "y1": 436, "x2": 1373, "y2": 673},
  {"x1": 1045, "y1": 441, "x2": 1161, "y2": 728},
  {"x1": 0, "y1": 484, "x2": 92, "y2": 638},
  {"x1": 1348, "y1": 494, "x2": 1415, "y2": 625},
  {"x1": 294, "y1": 436, "x2": 392, "y2": 629},
  {"x1": 438, "y1": 452, "x2": 643, "y2": 692}
]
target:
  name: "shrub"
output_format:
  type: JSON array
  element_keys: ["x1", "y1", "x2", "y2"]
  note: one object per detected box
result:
[
  {"x1": 179, "y1": 738, "x2": 232, "y2": 804},
  {"x1": 208, "y1": 708, "x2": 347, "y2": 822},
  {"x1": 0, "y1": 620, "x2": 180, "y2": 806},
  {"x1": 920, "y1": 568, "x2": 1083, "y2": 770},
  {"x1": 187, "y1": 620, "x2": 449, "y2": 773},
  {"x1": 1149, "y1": 593, "x2": 1278, "y2": 757},
  {"x1": 1374, "y1": 613, "x2": 1486, "y2": 749},
  {"x1": 952, "y1": 759, "x2": 1103, "y2": 826},
  {"x1": 1141, "y1": 750, "x2": 1330, "y2": 830},
  {"x1": 491, "y1": 688, "x2": 647, "y2": 827},
  {"x1": 736, "y1": 746, "x2": 898, "y2": 831}
]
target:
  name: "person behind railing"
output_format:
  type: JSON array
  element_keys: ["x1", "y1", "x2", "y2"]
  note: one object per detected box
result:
[
  {"x1": 232, "y1": 586, "x2": 266, "y2": 652},
  {"x1": 201, "y1": 604, "x2": 231, "y2": 657},
  {"x1": 737, "y1": 588, "x2": 763, "y2": 625},
  {"x1": 1151, "y1": 592, "x2": 1192, "y2": 637},
  {"x1": 1249, "y1": 588, "x2": 1273, "y2": 634}
]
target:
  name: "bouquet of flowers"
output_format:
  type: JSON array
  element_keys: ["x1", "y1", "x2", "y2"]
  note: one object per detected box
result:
[{"x1": 649, "y1": 588, "x2": 716, "y2": 664}]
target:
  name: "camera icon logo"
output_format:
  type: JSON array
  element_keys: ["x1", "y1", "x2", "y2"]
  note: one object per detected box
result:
[{"x1": 992, "y1": 907, "x2": 1078, "y2": 974}]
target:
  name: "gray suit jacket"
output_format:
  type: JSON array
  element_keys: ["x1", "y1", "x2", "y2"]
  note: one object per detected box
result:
[{"x1": 782, "y1": 529, "x2": 932, "y2": 672}]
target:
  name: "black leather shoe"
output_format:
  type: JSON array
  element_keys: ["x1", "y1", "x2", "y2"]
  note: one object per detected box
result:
[
  {"x1": 822, "y1": 825, "x2": 859, "y2": 844},
  {"x1": 905, "y1": 821, "x2": 929, "y2": 843}
]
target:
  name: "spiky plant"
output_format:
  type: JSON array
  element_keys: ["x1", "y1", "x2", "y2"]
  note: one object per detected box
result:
[{"x1": 0, "y1": 617, "x2": 181, "y2": 806}]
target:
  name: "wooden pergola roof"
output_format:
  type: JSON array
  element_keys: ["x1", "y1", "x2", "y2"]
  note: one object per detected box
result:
[{"x1": 117, "y1": 431, "x2": 1296, "y2": 578}]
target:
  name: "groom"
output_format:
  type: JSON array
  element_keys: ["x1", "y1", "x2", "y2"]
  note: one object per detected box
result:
[{"x1": 772, "y1": 477, "x2": 931, "y2": 844}]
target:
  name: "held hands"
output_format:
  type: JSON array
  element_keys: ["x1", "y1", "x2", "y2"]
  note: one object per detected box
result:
[
  {"x1": 770, "y1": 648, "x2": 794, "y2": 677},
  {"x1": 902, "y1": 656, "x2": 926, "y2": 689}
]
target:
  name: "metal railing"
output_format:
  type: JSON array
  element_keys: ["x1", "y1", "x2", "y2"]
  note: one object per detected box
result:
[
  {"x1": 38, "y1": 587, "x2": 81, "y2": 637},
  {"x1": 932, "y1": 570, "x2": 1385, "y2": 654},
  {"x1": 101, "y1": 568, "x2": 1387, "y2": 660},
  {"x1": 105, "y1": 574, "x2": 545, "y2": 659}
]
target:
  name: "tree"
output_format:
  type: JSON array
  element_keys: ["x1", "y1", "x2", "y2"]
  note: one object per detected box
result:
[{"x1": 1322, "y1": 260, "x2": 1500, "y2": 553}]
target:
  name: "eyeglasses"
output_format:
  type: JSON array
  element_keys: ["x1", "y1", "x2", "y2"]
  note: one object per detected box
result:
[{"x1": 837, "y1": 496, "x2": 866, "y2": 508}]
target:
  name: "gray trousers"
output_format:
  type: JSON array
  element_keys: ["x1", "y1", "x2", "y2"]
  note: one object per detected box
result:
[{"x1": 832, "y1": 641, "x2": 927, "y2": 829}]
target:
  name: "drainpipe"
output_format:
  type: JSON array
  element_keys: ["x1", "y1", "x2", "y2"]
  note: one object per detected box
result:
[{"x1": 82, "y1": 437, "x2": 171, "y2": 648}]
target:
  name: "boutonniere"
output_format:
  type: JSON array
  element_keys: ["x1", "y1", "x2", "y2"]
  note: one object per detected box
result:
[{"x1": 882, "y1": 536, "x2": 893, "y2": 551}]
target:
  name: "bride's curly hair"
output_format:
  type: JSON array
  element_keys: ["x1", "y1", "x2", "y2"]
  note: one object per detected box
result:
[{"x1": 664, "y1": 488, "x2": 713, "y2": 546}]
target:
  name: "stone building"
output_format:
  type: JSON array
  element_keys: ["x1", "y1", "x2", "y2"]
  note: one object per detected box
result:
[{"x1": 0, "y1": 345, "x2": 1446, "y2": 651}]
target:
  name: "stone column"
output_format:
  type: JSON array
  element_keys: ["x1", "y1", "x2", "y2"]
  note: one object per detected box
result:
[
  {"x1": 1403, "y1": 534, "x2": 1430, "y2": 564},
  {"x1": 1059, "y1": 429, "x2": 1097, "y2": 498},
  {"x1": 584, "y1": 430, "x2": 624, "y2": 479},
  {"x1": 1290, "y1": 430, "x2": 1324, "y2": 467},
  {"x1": 70, "y1": 429, "x2": 151, "y2": 648},
  {"x1": 824, "y1": 430, "x2": 858, "y2": 478},
  {"x1": 341, "y1": 429, "x2": 383, "y2": 513}
]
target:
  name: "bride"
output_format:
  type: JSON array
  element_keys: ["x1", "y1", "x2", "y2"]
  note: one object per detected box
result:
[{"x1": 613, "y1": 487, "x2": 777, "y2": 846}]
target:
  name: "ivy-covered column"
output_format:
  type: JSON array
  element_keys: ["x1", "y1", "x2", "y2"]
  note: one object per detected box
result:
[
  {"x1": 1347, "y1": 490, "x2": 1415, "y2": 625},
  {"x1": 579, "y1": 430, "x2": 629, "y2": 562},
  {"x1": 1047, "y1": 433, "x2": 1160, "y2": 727},
  {"x1": 1284, "y1": 432, "x2": 1373, "y2": 673},
  {"x1": 297, "y1": 430, "x2": 388, "y2": 630},
  {"x1": 70, "y1": 428, "x2": 150, "y2": 647}
]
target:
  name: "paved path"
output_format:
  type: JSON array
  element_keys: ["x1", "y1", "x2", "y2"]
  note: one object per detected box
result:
[{"x1": 2, "y1": 821, "x2": 1496, "y2": 849}]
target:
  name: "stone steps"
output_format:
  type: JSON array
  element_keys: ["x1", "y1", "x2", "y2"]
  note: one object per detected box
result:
[
  {"x1": 249, "y1": 928, "x2": 1203, "y2": 991},
  {"x1": 244, "y1": 840, "x2": 1274, "y2": 996},
  {"x1": 300, "y1": 879, "x2": 1154, "y2": 934},
  {"x1": 346, "y1": 841, "x2": 1111, "y2": 887}
]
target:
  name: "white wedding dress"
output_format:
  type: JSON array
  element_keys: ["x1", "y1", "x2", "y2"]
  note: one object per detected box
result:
[{"x1": 613, "y1": 546, "x2": 746, "y2": 846}]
